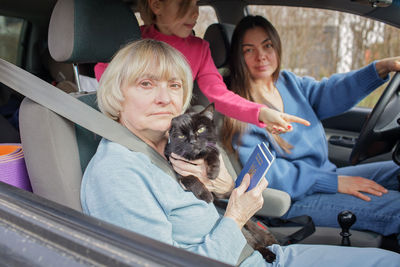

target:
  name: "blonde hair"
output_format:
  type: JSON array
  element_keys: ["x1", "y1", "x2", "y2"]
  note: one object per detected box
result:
[
  {"x1": 138, "y1": 0, "x2": 193, "y2": 25},
  {"x1": 97, "y1": 39, "x2": 193, "y2": 120}
]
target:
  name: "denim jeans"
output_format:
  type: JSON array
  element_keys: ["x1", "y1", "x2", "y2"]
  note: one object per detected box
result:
[{"x1": 282, "y1": 161, "x2": 400, "y2": 237}]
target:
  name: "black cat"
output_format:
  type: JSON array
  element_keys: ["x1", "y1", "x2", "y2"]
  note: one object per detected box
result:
[{"x1": 165, "y1": 104, "x2": 278, "y2": 263}]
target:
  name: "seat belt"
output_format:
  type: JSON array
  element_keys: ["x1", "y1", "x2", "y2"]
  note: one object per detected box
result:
[
  {"x1": 0, "y1": 58, "x2": 176, "y2": 179},
  {"x1": 0, "y1": 58, "x2": 254, "y2": 265},
  {"x1": 265, "y1": 215, "x2": 316, "y2": 245}
]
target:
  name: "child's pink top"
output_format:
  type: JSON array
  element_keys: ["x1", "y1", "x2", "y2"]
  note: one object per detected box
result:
[{"x1": 95, "y1": 25, "x2": 266, "y2": 127}]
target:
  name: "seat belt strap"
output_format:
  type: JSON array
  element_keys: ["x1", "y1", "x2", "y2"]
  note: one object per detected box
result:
[
  {"x1": 268, "y1": 215, "x2": 316, "y2": 245},
  {"x1": 0, "y1": 59, "x2": 176, "y2": 179}
]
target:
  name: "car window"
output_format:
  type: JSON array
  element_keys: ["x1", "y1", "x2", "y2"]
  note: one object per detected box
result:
[
  {"x1": 0, "y1": 15, "x2": 24, "y2": 65},
  {"x1": 134, "y1": 12, "x2": 145, "y2": 26},
  {"x1": 135, "y1": 6, "x2": 218, "y2": 39},
  {"x1": 247, "y1": 5, "x2": 400, "y2": 108},
  {"x1": 193, "y1": 5, "x2": 218, "y2": 38}
]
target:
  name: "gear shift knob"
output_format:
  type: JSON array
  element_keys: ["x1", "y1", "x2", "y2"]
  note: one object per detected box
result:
[{"x1": 338, "y1": 210, "x2": 356, "y2": 246}]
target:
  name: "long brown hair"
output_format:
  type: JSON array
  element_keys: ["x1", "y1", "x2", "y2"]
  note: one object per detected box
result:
[{"x1": 222, "y1": 15, "x2": 292, "y2": 154}]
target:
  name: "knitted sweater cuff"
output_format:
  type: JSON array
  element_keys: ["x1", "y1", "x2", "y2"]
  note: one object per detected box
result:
[
  {"x1": 313, "y1": 172, "x2": 338, "y2": 193},
  {"x1": 356, "y1": 62, "x2": 389, "y2": 94}
]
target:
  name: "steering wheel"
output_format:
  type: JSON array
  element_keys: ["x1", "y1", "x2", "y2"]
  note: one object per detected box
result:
[{"x1": 350, "y1": 72, "x2": 400, "y2": 165}]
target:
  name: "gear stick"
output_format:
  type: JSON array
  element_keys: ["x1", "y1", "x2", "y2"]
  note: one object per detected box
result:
[{"x1": 338, "y1": 210, "x2": 356, "y2": 246}]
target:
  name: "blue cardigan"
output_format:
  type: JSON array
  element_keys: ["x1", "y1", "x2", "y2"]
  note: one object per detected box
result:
[{"x1": 235, "y1": 62, "x2": 388, "y2": 201}]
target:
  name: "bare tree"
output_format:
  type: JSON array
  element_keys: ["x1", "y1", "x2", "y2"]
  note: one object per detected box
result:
[{"x1": 246, "y1": 5, "x2": 400, "y2": 107}]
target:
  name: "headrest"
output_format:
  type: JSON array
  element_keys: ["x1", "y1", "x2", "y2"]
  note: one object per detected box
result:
[
  {"x1": 48, "y1": 0, "x2": 141, "y2": 63},
  {"x1": 203, "y1": 23, "x2": 235, "y2": 68}
]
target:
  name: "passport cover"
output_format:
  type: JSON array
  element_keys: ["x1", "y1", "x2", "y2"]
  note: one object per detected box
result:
[{"x1": 235, "y1": 142, "x2": 275, "y2": 191}]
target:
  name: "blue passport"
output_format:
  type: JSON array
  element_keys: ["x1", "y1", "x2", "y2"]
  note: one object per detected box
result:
[{"x1": 235, "y1": 142, "x2": 275, "y2": 191}]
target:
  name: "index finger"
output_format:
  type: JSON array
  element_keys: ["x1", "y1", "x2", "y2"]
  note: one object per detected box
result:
[
  {"x1": 170, "y1": 153, "x2": 185, "y2": 161},
  {"x1": 283, "y1": 114, "x2": 311, "y2": 127}
]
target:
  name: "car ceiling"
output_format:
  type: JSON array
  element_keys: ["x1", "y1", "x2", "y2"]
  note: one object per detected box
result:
[
  {"x1": 0, "y1": 0, "x2": 399, "y2": 27},
  {"x1": 0, "y1": 0, "x2": 57, "y2": 21}
]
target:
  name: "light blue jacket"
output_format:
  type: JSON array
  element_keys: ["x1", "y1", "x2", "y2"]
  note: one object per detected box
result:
[{"x1": 81, "y1": 138, "x2": 258, "y2": 266}]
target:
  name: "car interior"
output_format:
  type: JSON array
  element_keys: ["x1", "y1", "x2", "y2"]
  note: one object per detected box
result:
[{"x1": 1, "y1": 0, "x2": 400, "y2": 263}]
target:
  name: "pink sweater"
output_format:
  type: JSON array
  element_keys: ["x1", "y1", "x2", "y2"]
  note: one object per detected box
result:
[{"x1": 94, "y1": 25, "x2": 265, "y2": 127}]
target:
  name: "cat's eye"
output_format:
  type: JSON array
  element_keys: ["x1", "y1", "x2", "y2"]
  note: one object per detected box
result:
[
  {"x1": 197, "y1": 127, "x2": 206, "y2": 134},
  {"x1": 178, "y1": 135, "x2": 185, "y2": 139}
]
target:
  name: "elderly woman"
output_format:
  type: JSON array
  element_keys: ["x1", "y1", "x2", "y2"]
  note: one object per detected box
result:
[{"x1": 81, "y1": 39, "x2": 400, "y2": 266}]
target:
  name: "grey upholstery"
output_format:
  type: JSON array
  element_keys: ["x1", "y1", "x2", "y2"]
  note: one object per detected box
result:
[{"x1": 20, "y1": 97, "x2": 82, "y2": 210}]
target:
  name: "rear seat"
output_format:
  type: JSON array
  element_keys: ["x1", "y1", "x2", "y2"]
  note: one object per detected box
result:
[
  {"x1": 191, "y1": 23, "x2": 235, "y2": 109},
  {"x1": 204, "y1": 23, "x2": 235, "y2": 74}
]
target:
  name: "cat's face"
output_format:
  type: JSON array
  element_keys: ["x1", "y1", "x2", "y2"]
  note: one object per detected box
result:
[{"x1": 168, "y1": 105, "x2": 217, "y2": 160}]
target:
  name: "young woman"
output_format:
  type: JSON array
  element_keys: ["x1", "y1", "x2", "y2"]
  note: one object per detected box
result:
[
  {"x1": 94, "y1": 0, "x2": 310, "y2": 134},
  {"x1": 223, "y1": 15, "x2": 400, "y2": 241}
]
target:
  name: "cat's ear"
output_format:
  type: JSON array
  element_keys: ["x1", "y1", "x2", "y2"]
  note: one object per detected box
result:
[{"x1": 200, "y1": 103, "x2": 215, "y2": 120}]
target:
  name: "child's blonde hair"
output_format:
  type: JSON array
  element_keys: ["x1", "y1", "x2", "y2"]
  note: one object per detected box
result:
[
  {"x1": 97, "y1": 39, "x2": 193, "y2": 120},
  {"x1": 139, "y1": 0, "x2": 193, "y2": 25}
]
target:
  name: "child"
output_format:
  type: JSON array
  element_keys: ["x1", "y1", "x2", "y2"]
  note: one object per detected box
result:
[{"x1": 94, "y1": 0, "x2": 310, "y2": 133}]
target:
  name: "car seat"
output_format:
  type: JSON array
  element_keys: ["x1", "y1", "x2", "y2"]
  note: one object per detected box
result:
[
  {"x1": 202, "y1": 22, "x2": 383, "y2": 247},
  {"x1": 19, "y1": 0, "x2": 140, "y2": 211},
  {"x1": 19, "y1": 0, "x2": 290, "y2": 221}
]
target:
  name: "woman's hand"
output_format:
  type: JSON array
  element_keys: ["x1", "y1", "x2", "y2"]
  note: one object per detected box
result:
[
  {"x1": 259, "y1": 107, "x2": 310, "y2": 134},
  {"x1": 338, "y1": 175, "x2": 388, "y2": 201},
  {"x1": 375, "y1": 56, "x2": 400, "y2": 79},
  {"x1": 169, "y1": 153, "x2": 234, "y2": 195},
  {"x1": 224, "y1": 174, "x2": 268, "y2": 229}
]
